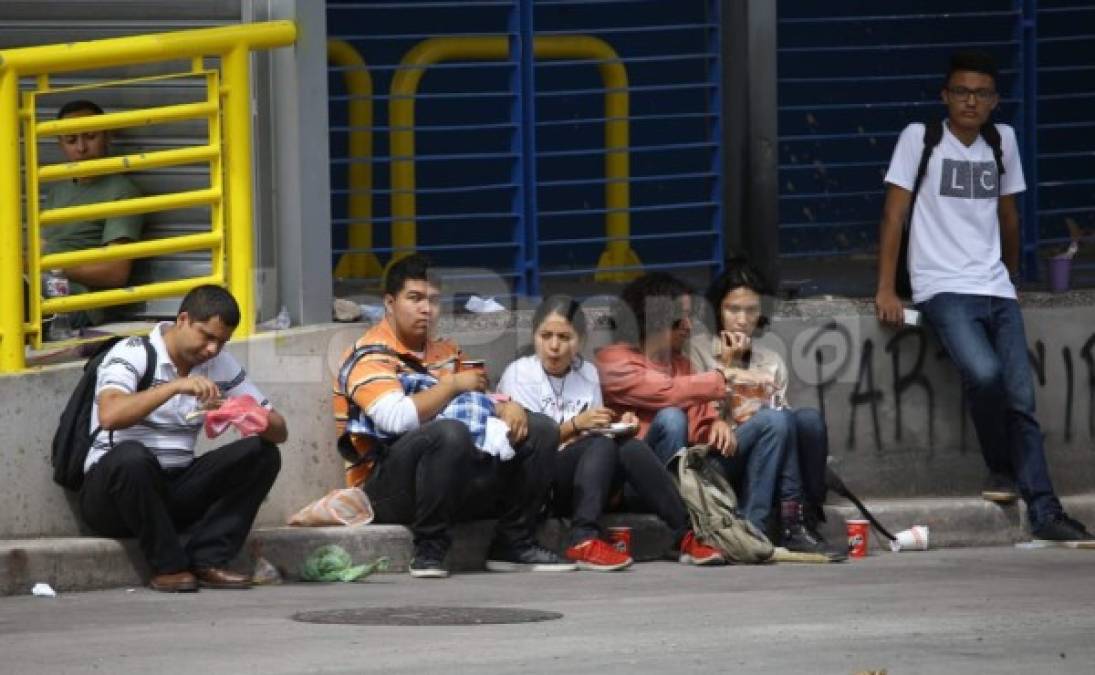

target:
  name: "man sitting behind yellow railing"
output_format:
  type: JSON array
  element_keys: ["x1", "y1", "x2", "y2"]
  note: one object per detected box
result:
[{"x1": 42, "y1": 99, "x2": 143, "y2": 329}]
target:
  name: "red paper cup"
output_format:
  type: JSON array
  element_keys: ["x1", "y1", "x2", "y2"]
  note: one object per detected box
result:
[
  {"x1": 606, "y1": 526, "x2": 632, "y2": 556},
  {"x1": 846, "y1": 519, "x2": 870, "y2": 558}
]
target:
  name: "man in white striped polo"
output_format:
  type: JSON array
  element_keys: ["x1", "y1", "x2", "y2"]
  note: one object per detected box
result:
[{"x1": 79, "y1": 285, "x2": 288, "y2": 592}]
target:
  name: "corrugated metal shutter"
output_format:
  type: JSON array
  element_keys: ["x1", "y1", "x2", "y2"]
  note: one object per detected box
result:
[
  {"x1": 776, "y1": 2, "x2": 1022, "y2": 264},
  {"x1": 2, "y1": 0, "x2": 242, "y2": 317},
  {"x1": 776, "y1": 0, "x2": 1095, "y2": 289},
  {"x1": 327, "y1": 0, "x2": 724, "y2": 299},
  {"x1": 1036, "y1": 0, "x2": 1095, "y2": 285}
]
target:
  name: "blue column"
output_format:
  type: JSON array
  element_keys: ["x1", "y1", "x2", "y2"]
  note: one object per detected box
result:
[
  {"x1": 1018, "y1": 0, "x2": 1040, "y2": 280},
  {"x1": 509, "y1": 0, "x2": 539, "y2": 297},
  {"x1": 708, "y1": 0, "x2": 725, "y2": 277}
]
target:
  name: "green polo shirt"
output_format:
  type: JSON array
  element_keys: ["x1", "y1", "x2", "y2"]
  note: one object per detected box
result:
[{"x1": 41, "y1": 174, "x2": 143, "y2": 327}]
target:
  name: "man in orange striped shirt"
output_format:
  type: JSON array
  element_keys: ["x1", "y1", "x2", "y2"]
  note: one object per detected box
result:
[{"x1": 332, "y1": 255, "x2": 574, "y2": 578}]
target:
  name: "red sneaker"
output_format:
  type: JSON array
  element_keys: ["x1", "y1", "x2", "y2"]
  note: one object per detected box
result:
[
  {"x1": 565, "y1": 538, "x2": 633, "y2": 571},
  {"x1": 679, "y1": 531, "x2": 726, "y2": 566}
]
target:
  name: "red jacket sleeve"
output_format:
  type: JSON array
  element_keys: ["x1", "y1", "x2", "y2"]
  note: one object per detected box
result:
[{"x1": 596, "y1": 346, "x2": 726, "y2": 410}]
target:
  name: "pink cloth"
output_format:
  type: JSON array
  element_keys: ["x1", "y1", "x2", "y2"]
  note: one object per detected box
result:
[{"x1": 204, "y1": 395, "x2": 269, "y2": 439}]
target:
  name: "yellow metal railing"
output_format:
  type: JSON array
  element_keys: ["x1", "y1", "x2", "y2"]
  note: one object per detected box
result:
[
  {"x1": 370, "y1": 35, "x2": 636, "y2": 280},
  {"x1": 0, "y1": 22, "x2": 296, "y2": 373},
  {"x1": 329, "y1": 39, "x2": 381, "y2": 280}
]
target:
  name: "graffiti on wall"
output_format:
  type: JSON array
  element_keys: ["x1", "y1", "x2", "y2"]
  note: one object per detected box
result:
[{"x1": 796, "y1": 323, "x2": 1095, "y2": 454}]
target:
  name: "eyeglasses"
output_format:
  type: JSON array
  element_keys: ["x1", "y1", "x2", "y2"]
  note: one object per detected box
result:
[{"x1": 947, "y1": 86, "x2": 996, "y2": 103}]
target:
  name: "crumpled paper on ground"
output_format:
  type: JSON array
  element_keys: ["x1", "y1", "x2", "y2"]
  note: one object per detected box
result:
[
  {"x1": 204, "y1": 395, "x2": 269, "y2": 439},
  {"x1": 464, "y1": 295, "x2": 505, "y2": 313},
  {"x1": 299, "y1": 545, "x2": 390, "y2": 582}
]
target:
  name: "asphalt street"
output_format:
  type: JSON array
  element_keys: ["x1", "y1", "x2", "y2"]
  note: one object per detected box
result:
[{"x1": 1, "y1": 546, "x2": 1093, "y2": 674}]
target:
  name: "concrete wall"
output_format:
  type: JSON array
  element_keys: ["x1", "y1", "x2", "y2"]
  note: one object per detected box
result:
[
  {"x1": 764, "y1": 294, "x2": 1095, "y2": 498},
  {"x1": 3, "y1": 293, "x2": 1095, "y2": 538}
]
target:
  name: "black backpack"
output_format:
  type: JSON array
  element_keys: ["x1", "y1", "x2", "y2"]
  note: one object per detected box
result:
[
  {"x1": 895, "y1": 120, "x2": 944, "y2": 299},
  {"x1": 51, "y1": 336, "x2": 156, "y2": 491}
]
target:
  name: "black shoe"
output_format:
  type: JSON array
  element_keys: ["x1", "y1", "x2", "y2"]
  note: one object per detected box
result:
[
  {"x1": 409, "y1": 540, "x2": 449, "y2": 579},
  {"x1": 982, "y1": 472, "x2": 1019, "y2": 504},
  {"x1": 485, "y1": 539, "x2": 577, "y2": 572},
  {"x1": 1032, "y1": 513, "x2": 1095, "y2": 543},
  {"x1": 782, "y1": 523, "x2": 848, "y2": 562}
]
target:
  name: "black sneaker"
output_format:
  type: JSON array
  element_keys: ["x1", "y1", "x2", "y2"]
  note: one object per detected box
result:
[
  {"x1": 982, "y1": 472, "x2": 1019, "y2": 504},
  {"x1": 409, "y1": 540, "x2": 449, "y2": 579},
  {"x1": 1032, "y1": 513, "x2": 1095, "y2": 543},
  {"x1": 485, "y1": 539, "x2": 577, "y2": 572},
  {"x1": 782, "y1": 523, "x2": 848, "y2": 562}
]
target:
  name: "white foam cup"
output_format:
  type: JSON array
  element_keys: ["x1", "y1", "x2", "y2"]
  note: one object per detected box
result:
[{"x1": 890, "y1": 525, "x2": 929, "y2": 552}]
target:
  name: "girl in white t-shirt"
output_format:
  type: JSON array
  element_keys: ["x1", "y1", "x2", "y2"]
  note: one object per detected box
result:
[{"x1": 498, "y1": 296, "x2": 725, "y2": 571}]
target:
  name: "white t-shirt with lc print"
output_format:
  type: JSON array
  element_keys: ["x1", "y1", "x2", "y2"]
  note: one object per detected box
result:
[{"x1": 884, "y1": 120, "x2": 1026, "y2": 304}]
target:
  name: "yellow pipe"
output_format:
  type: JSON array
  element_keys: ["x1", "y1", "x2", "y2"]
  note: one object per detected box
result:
[
  {"x1": 0, "y1": 22, "x2": 295, "y2": 371},
  {"x1": 0, "y1": 69, "x2": 26, "y2": 372},
  {"x1": 0, "y1": 21, "x2": 297, "y2": 75},
  {"x1": 22, "y1": 89, "x2": 44, "y2": 349},
  {"x1": 40, "y1": 187, "x2": 220, "y2": 227},
  {"x1": 222, "y1": 45, "x2": 255, "y2": 337},
  {"x1": 328, "y1": 39, "x2": 381, "y2": 279},
  {"x1": 42, "y1": 275, "x2": 222, "y2": 315},
  {"x1": 41, "y1": 232, "x2": 222, "y2": 269},
  {"x1": 535, "y1": 36, "x2": 639, "y2": 282},
  {"x1": 39, "y1": 144, "x2": 220, "y2": 182},
  {"x1": 387, "y1": 35, "x2": 640, "y2": 280},
  {"x1": 206, "y1": 69, "x2": 225, "y2": 289},
  {"x1": 388, "y1": 37, "x2": 509, "y2": 266},
  {"x1": 36, "y1": 101, "x2": 219, "y2": 137}
]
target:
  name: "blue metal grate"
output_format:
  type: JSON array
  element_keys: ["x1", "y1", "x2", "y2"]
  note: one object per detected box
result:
[
  {"x1": 327, "y1": 0, "x2": 724, "y2": 297},
  {"x1": 777, "y1": 1, "x2": 1024, "y2": 264},
  {"x1": 776, "y1": 0, "x2": 1095, "y2": 286},
  {"x1": 1034, "y1": 0, "x2": 1095, "y2": 283}
]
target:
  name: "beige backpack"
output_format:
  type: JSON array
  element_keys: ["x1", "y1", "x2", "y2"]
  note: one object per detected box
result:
[{"x1": 673, "y1": 445, "x2": 773, "y2": 564}]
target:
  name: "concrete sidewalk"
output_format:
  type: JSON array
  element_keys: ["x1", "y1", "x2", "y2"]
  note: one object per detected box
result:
[
  {"x1": 3, "y1": 547, "x2": 1094, "y2": 674},
  {"x1": 3, "y1": 494, "x2": 1093, "y2": 596}
]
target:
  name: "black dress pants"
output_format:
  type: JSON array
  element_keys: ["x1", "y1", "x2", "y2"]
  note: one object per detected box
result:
[
  {"x1": 364, "y1": 413, "x2": 558, "y2": 549},
  {"x1": 553, "y1": 434, "x2": 691, "y2": 547},
  {"x1": 79, "y1": 437, "x2": 281, "y2": 574}
]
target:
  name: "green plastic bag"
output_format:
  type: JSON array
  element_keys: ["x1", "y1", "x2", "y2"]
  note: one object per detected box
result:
[{"x1": 299, "y1": 544, "x2": 390, "y2": 582}]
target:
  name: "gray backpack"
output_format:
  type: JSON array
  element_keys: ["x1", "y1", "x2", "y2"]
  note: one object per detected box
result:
[{"x1": 673, "y1": 445, "x2": 774, "y2": 564}]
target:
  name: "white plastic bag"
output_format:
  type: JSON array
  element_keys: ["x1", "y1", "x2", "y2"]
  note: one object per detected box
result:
[{"x1": 288, "y1": 488, "x2": 374, "y2": 527}]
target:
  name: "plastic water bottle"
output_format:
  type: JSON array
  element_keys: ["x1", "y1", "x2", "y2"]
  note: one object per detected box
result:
[{"x1": 43, "y1": 269, "x2": 75, "y2": 341}]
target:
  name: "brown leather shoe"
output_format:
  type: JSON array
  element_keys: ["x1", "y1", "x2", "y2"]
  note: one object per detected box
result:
[
  {"x1": 193, "y1": 566, "x2": 252, "y2": 589},
  {"x1": 149, "y1": 571, "x2": 198, "y2": 593}
]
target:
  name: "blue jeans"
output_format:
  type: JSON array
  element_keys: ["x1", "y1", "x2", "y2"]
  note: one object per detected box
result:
[
  {"x1": 790, "y1": 407, "x2": 830, "y2": 520},
  {"x1": 919, "y1": 293, "x2": 1062, "y2": 528},
  {"x1": 644, "y1": 407, "x2": 690, "y2": 466},
  {"x1": 712, "y1": 407, "x2": 801, "y2": 532}
]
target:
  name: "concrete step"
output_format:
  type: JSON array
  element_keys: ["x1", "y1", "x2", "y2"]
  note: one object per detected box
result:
[{"x1": 3, "y1": 494, "x2": 1093, "y2": 596}]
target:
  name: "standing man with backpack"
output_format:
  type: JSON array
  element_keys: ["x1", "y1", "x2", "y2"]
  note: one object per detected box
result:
[
  {"x1": 874, "y1": 50, "x2": 1091, "y2": 542},
  {"x1": 76, "y1": 285, "x2": 287, "y2": 591}
]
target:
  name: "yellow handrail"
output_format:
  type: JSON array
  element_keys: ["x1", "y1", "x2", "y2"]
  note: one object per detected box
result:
[
  {"x1": 328, "y1": 39, "x2": 381, "y2": 280},
  {"x1": 388, "y1": 35, "x2": 641, "y2": 280},
  {"x1": 38, "y1": 145, "x2": 221, "y2": 183},
  {"x1": 0, "y1": 22, "x2": 296, "y2": 373}
]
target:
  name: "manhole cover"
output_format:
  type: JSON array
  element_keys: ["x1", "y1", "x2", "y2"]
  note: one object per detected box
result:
[{"x1": 292, "y1": 606, "x2": 563, "y2": 626}]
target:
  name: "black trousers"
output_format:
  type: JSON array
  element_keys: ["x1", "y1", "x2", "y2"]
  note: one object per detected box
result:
[
  {"x1": 79, "y1": 437, "x2": 281, "y2": 574},
  {"x1": 553, "y1": 434, "x2": 690, "y2": 547},
  {"x1": 364, "y1": 414, "x2": 558, "y2": 549}
]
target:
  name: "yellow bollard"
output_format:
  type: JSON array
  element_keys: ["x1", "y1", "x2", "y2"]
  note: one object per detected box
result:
[{"x1": 329, "y1": 39, "x2": 381, "y2": 279}]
